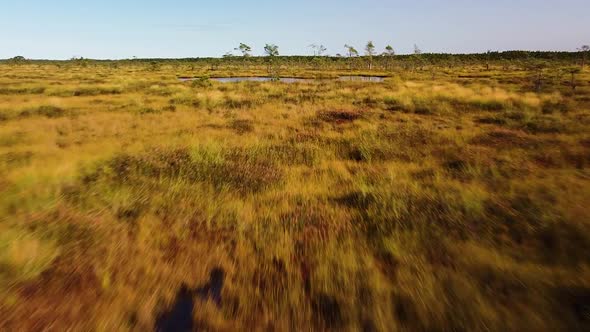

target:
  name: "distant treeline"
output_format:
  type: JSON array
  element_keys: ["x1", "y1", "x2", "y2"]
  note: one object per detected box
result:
[{"x1": 1, "y1": 51, "x2": 586, "y2": 71}]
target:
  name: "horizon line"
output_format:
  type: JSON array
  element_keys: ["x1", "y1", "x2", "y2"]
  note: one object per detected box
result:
[{"x1": 2, "y1": 49, "x2": 586, "y2": 62}]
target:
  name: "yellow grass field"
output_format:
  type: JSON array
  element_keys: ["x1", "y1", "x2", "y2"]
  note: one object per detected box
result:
[{"x1": 1, "y1": 61, "x2": 590, "y2": 331}]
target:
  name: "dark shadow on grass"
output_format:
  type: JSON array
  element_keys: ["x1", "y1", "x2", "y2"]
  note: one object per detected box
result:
[
  {"x1": 155, "y1": 268, "x2": 225, "y2": 332},
  {"x1": 156, "y1": 285, "x2": 194, "y2": 332}
]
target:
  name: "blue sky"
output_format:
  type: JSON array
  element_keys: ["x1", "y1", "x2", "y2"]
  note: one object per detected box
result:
[{"x1": 1, "y1": 0, "x2": 589, "y2": 59}]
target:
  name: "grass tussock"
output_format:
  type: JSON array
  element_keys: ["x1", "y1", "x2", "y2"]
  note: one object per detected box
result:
[
  {"x1": 81, "y1": 146, "x2": 283, "y2": 195},
  {"x1": 317, "y1": 108, "x2": 364, "y2": 123}
]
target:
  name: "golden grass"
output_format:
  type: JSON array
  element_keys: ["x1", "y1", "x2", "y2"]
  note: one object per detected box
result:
[{"x1": 1, "y1": 62, "x2": 590, "y2": 331}]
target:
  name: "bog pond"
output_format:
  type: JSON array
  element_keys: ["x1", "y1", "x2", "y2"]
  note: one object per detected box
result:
[{"x1": 178, "y1": 76, "x2": 386, "y2": 83}]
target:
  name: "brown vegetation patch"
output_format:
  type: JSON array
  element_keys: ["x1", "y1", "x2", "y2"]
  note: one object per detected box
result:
[
  {"x1": 229, "y1": 119, "x2": 255, "y2": 134},
  {"x1": 19, "y1": 105, "x2": 68, "y2": 118},
  {"x1": 317, "y1": 109, "x2": 363, "y2": 124},
  {"x1": 1, "y1": 208, "x2": 104, "y2": 331},
  {"x1": 470, "y1": 129, "x2": 540, "y2": 149},
  {"x1": 0, "y1": 151, "x2": 33, "y2": 168},
  {"x1": 279, "y1": 200, "x2": 340, "y2": 239},
  {"x1": 84, "y1": 146, "x2": 283, "y2": 195},
  {"x1": 2, "y1": 259, "x2": 103, "y2": 331},
  {"x1": 579, "y1": 138, "x2": 590, "y2": 148}
]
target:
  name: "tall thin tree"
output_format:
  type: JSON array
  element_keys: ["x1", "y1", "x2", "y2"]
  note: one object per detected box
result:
[
  {"x1": 235, "y1": 43, "x2": 252, "y2": 57},
  {"x1": 578, "y1": 45, "x2": 590, "y2": 69},
  {"x1": 264, "y1": 44, "x2": 279, "y2": 57},
  {"x1": 344, "y1": 44, "x2": 358, "y2": 72},
  {"x1": 384, "y1": 45, "x2": 395, "y2": 56},
  {"x1": 309, "y1": 44, "x2": 327, "y2": 56},
  {"x1": 344, "y1": 44, "x2": 359, "y2": 57},
  {"x1": 365, "y1": 41, "x2": 376, "y2": 70},
  {"x1": 264, "y1": 44, "x2": 280, "y2": 79},
  {"x1": 383, "y1": 45, "x2": 395, "y2": 71}
]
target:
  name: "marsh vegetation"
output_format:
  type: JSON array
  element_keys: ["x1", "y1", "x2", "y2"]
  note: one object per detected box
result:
[{"x1": 1, "y1": 53, "x2": 590, "y2": 331}]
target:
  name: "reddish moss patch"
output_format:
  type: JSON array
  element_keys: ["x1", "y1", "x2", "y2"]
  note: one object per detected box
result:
[{"x1": 317, "y1": 109, "x2": 363, "y2": 124}]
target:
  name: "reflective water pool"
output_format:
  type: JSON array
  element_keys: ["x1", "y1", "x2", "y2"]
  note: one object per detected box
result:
[
  {"x1": 179, "y1": 76, "x2": 386, "y2": 83},
  {"x1": 338, "y1": 76, "x2": 385, "y2": 82}
]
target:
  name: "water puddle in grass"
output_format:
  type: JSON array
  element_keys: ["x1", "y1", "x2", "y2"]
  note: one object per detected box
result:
[
  {"x1": 339, "y1": 75, "x2": 385, "y2": 82},
  {"x1": 218, "y1": 77, "x2": 315, "y2": 83},
  {"x1": 178, "y1": 76, "x2": 313, "y2": 83},
  {"x1": 155, "y1": 268, "x2": 225, "y2": 332},
  {"x1": 179, "y1": 76, "x2": 385, "y2": 83}
]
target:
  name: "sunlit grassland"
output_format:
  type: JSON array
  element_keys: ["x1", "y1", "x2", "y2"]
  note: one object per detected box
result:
[{"x1": 1, "y1": 61, "x2": 590, "y2": 331}]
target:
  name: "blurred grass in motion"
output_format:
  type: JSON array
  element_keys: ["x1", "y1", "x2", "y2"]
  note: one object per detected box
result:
[{"x1": 1, "y1": 59, "x2": 590, "y2": 331}]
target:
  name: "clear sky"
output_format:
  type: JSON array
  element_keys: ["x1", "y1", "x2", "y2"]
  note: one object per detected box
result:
[{"x1": 1, "y1": 0, "x2": 589, "y2": 59}]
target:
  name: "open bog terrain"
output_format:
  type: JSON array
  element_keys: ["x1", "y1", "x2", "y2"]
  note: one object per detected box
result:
[{"x1": 1, "y1": 59, "x2": 590, "y2": 331}]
